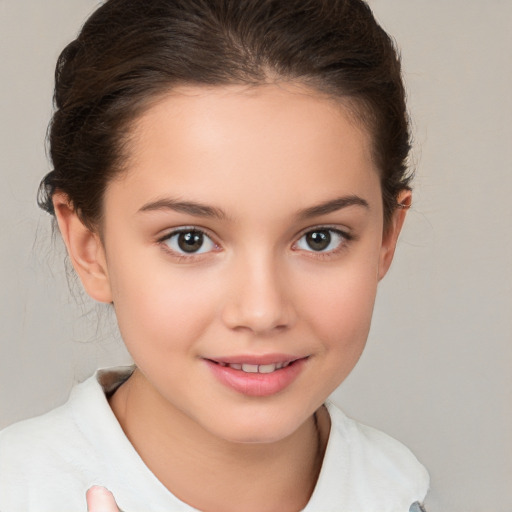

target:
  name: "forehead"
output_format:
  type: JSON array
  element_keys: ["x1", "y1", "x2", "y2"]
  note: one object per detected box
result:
[{"x1": 108, "y1": 83, "x2": 381, "y2": 218}]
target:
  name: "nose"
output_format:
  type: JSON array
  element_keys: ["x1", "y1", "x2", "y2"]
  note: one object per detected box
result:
[{"x1": 221, "y1": 253, "x2": 296, "y2": 335}]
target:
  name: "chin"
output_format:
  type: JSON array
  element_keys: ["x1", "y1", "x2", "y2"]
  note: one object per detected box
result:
[
  {"x1": 203, "y1": 407, "x2": 311, "y2": 445},
  {"x1": 219, "y1": 427, "x2": 295, "y2": 445}
]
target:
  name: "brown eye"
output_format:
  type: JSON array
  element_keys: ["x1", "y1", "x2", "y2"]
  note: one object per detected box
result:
[
  {"x1": 305, "y1": 230, "x2": 331, "y2": 251},
  {"x1": 178, "y1": 231, "x2": 204, "y2": 252},
  {"x1": 163, "y1": 229, "x2": 216, "y2": 255},
  {"x1": 295, "y1": 228, "x2": 348, "y2": 253}
]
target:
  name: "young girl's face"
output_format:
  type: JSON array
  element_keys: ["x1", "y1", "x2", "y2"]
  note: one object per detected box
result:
[{"x1": 67, "y1": 83, "x2": 405, "y2": 444}]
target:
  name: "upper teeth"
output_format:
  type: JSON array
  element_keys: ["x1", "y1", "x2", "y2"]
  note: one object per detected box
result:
[{"x1": 220, "y1": 362, "x2": 291, "y2": 373}]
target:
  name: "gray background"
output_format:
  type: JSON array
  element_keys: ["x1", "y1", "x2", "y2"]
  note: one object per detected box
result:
[{"x1": 1, "y1": 1, "x2": 511, "y2": 510}]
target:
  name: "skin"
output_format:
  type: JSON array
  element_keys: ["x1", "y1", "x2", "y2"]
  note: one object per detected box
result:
[
  {"x1": 57, "y1": 83, "x2": 410, "y2": 512},
  {"x1": 86, "y1": 487, "x2": 119, "y2": 512}
]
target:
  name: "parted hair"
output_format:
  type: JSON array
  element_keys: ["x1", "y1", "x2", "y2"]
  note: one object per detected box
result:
[{"x1": 39, "y1": 0, "x2": 411, "y2": 229}]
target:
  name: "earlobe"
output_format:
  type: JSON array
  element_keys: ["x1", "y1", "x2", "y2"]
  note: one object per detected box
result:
[
  {"x1": 53, "y1": 192, "x2": 113, "y2": 303},
  {"x1": 377, "y1": 190, "x2": 412, "y2": 281}
]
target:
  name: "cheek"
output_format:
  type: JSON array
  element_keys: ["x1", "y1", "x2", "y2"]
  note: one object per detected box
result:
[
  {"x1": 106, "y1": 252, "x2": 218, "y2": 359},
  {"x1": 309, "y1": 274, "x2": 376, "y2": 344},
  {"x1": 296, "y1": 258, "x2": 380, "y2": 378}
]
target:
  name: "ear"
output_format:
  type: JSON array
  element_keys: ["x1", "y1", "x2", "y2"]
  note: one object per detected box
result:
[
  {"x1": 377, "y1": 190, "x2": 412, "y2": 281},
  {"x1": 53, "y1": 192, "x2": 113, "y2": 303}
]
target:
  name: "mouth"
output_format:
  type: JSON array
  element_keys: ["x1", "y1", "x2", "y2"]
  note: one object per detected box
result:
[
  {"x1": 204, "y1": 356, "x2": 308, "y2": 396},
  {"x1": 207, "y1": 359, "x2": 299, "y2": 374}
]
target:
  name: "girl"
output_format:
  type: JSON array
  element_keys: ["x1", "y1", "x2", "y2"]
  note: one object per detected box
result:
[{"x1": 0, "y1": 0, "x2": 429, "y2": 510}]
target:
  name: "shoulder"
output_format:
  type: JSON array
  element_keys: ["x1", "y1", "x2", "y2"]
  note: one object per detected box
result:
[
  {"x1": 329, "y1": 402, "x2": 428, "y2": 480},
  {"x1": 0, "y1": 389, "x2": 88, "y2": 508},
  {"x1": 0, "y1": 375, "x2": 101, "y2": 497},
  {"x1": 0, "y1": 394, "x2": 84, "y2": 471},
  {"x1": 305, "y1": 402, "x2": 429, "y2": 512},
  {"x1": 0, "y1": 367, "x2": 134, "y2": 509},
  {"x1": 0, "y1": 367, "x2": 134, "y2": 469}
]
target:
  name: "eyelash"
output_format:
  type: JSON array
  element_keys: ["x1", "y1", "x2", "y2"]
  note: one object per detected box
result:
[
  {"x1": 292, "y1": 227, "x2": 354, "y2": 259},
  {"x1": 158, "y1": 227, "x2": 220, "y2": 261},
  {"x1": 157, "y1": 226, "x2": 354, "y2": 261}
]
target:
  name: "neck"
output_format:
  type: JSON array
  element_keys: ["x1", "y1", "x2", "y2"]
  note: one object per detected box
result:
[{"x1": 109, "y1": 369, "x2": 330, "y2": 512}]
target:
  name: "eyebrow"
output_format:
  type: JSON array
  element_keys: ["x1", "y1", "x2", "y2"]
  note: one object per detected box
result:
[
  {"x1": 297, "y1": 195, "x2": 369, "y2": 219},
  {"x1": 138, "y1": 194, "x2": 369, "y2": 220},
  {"x1": 139, "y1": 198, "x2": 227, "y2": 220}
]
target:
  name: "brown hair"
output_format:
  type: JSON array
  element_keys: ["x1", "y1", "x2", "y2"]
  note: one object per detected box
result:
[{"x1": 39, "y1": 0, "x2": 411, "y2": 229}]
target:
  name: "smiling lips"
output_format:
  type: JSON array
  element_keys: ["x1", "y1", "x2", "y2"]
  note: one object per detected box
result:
[
  {"x1": 215, "y1": 361, "x2": 293, "y2": 373},
  {"x1": 205, "y1": 356, "x2": 307, "y2": 396}
]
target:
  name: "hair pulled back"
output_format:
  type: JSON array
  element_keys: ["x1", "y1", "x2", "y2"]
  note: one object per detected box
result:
[{"x1": 39, "y1": 0, "x2": 411, "y2": 229}]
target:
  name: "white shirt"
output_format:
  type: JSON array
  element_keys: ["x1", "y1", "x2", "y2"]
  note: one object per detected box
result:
[{"x1": 0, "y1": 367, "x2": 429, "y2": 511}]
